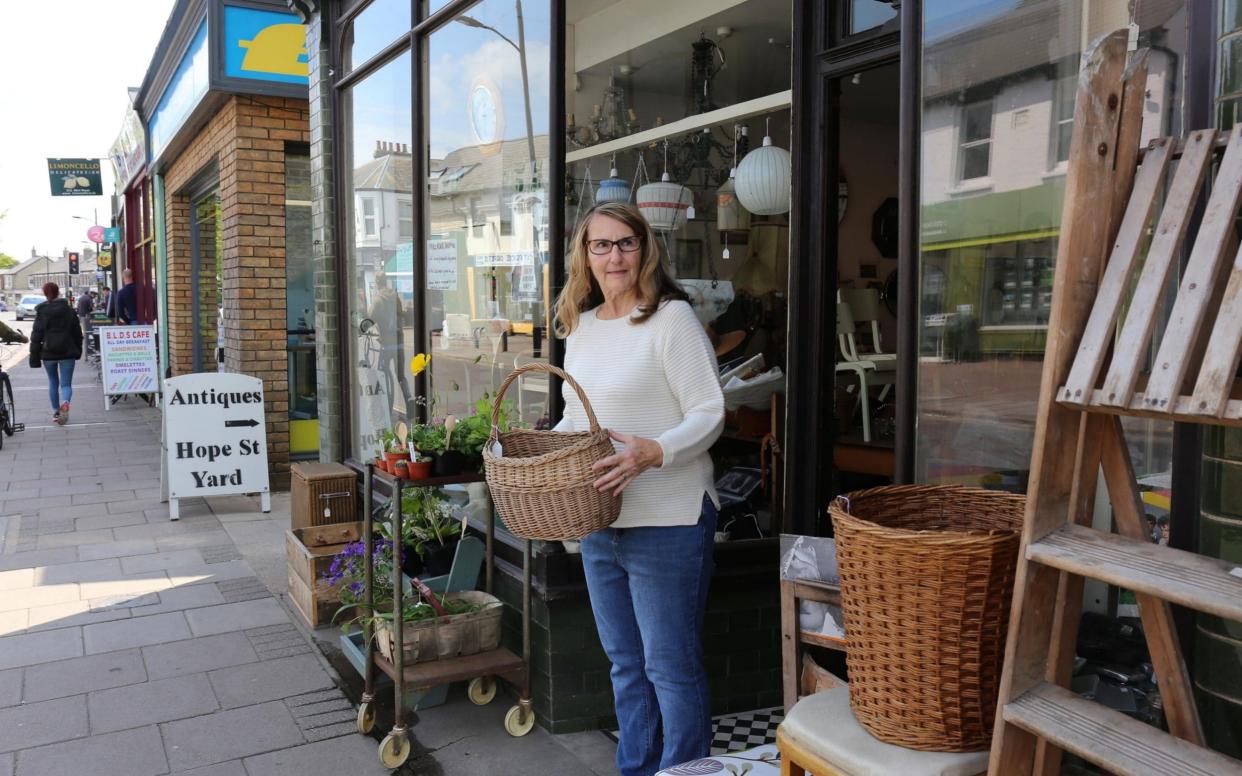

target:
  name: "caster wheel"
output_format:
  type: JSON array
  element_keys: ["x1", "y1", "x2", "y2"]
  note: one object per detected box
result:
[
  {"x1": 504, "y1": 704, "x2": 535, "y2": 737},
  {"x1": 356, "y1": 702, "x2": 376, "y2": 735},
  {"x1": 467, "y1": 677, "x2": 496, "y2": 706},
  {"x1": 378, "y1": 732, "x2": 411, "y2": 769}
]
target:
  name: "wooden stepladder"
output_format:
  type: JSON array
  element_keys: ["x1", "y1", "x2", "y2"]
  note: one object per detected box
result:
[{"x1": 988, "y1": 30, "x2": 1242, "y2": 776}]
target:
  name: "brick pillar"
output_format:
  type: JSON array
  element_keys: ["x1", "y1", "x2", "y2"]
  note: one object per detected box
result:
[
  {"x1": 164, "y1": 192, "x2": 193, "y2": 376},
  {"x1": 307, "y1": 10, "x2": 343, "y2": 463}
]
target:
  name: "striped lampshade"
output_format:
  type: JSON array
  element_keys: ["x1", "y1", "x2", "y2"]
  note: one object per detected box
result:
[
  {"x1": 636, "y1": 172, "x2": 691, "y2": 231},
  {"x1": 735, "y1": 134, "x2": 791, "y2": 216}
]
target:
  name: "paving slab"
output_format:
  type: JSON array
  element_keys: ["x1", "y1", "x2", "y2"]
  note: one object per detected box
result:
[
  {"x1": 75, "y1": 512, "x2": 148, "y2": 531},
  {"x1": 25, "y1": 600, "x2": 130, "y2": 632},
  {"x1": 13, "y1": 724, "x2": 168, "y2": 776},
  {"x1": 185, "y1": 598, "x2": 289, "y2": 637},
  {"x1": 77, "y1": 538, "x2": 158, "y2": 560},
  {"x1": 208, "y1": 654, "x2": 334, "y2": 710},
  {"x1": 33, "y1": 557, "x2": 122, "y2": 584},
  {"x1": 173, "y1": 761, "x2": 247, "y2": 776},
  {"x1": 0, "y1": 611, "x2": 28, "y2": 637},
  {"x1": 0, "y1": 548, "x2": 76, "y2": 573},
  {"x1": 161, "y1": 701, "x2": 305, "y2": 771},
  {"x1": 0, "y1": 753, "x2": 9, "y2": 776},
  {"x1": 121, "y1": 549, "x2": 204, "y2": 575},
  {"x1": 22, "y1": 648, "x2": 147, "y2": 703},
  {"x1": 155, "y1": 530, "x2": 235, "y2": 552},
  {"x1": 83, "y1": 611, "x2": 191, "y2": 654},
  {"x1": 0, "y1": 669, "x2": 20, "y2": 708},
  {"x1": 79, "y1": 571, "x2": 172, "y2": 600},
  {"x1": 142, "y1": 631, "x2": 260, "y2": 681},
  {"x1": 168, "y1": 560, "x2": 261, "y2": 587},
  {"x1": 36, "y1": 528, "x2": 114, "y2": 550},
  {"x1": 0, "y1": 569, "x2": 34, "y2": 591},
  {"x1": 36, "y1": 503, "x2": 106, "y2": 520},
  {"x1": 70, "y1": 490, "x2": 138, "y2": 506},
  {"x1": 241, "y1": 735, "x2": 392, "y2": 776},
  {"x1": 0, "y1": 696, "x2": 88, "y2": 753},
  {"x1": 128, "y1": 582, "x2": 227, "y2": 615},
  {"x1": 0, "y1": 583, "x2": 79, "y2": 613},
  {"x1": 88, "y1": 672, "x2": 219, "y2": 733},
  {"x1": 0, "y1": 627, "x2": 84, "y2": 670}
]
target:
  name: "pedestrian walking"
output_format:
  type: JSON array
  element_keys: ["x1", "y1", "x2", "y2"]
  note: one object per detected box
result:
[
  {"x1": 115, "y1": 269, "x2": 138, "y2": 324},
  {"x1": 553, "y1": 202, "x2": 725, "y2": 776},
  {"x1": 76, "y1": 288, "x2": 94, "y2": 336},
  {"x1": 29, "y1": 282, "x2": 83, "y2": 425}
]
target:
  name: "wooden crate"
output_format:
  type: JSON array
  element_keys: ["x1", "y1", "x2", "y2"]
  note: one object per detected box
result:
[{"x1": 285, "y1": 522, "x2": 363, "y2": 629}]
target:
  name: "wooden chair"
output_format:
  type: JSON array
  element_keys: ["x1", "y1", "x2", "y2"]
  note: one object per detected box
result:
[
  {"x1": 989, "y1": 31, "x2": 1242, "y2": 775},
  {"x1": 835, "y1": 301, "x2": 895, "y2": 442},
  {"x1": 780, "y1": 576, "x2": 844, "y2": 713}
]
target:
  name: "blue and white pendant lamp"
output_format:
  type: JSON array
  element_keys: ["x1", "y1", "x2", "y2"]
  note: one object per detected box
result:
[{"x1": 596, "y1": 155, "x2": 631, "y2": 204}]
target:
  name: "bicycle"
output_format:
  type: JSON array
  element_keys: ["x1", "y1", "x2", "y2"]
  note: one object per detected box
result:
[{"x1": 0, "y1": 342, "x2": 25, "y2": 448}]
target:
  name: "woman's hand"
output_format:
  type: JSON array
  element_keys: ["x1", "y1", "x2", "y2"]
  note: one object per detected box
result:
[{"x1": 592, "y1": 430, "x2": 663, "y2": 496}]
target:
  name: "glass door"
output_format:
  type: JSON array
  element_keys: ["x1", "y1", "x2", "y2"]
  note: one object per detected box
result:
[{"x1": 191, "y1": 191, "x2": 221, "y2": 372}]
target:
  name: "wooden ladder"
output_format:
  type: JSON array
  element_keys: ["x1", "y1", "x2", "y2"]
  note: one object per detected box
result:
[{"x1": 988, "y1": 30, "x2": 1242, "y2": 776}]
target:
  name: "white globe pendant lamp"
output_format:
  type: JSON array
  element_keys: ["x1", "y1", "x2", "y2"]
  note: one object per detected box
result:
[{"x1": 735, "y1": 117, "x2": 791, "y2": 216}]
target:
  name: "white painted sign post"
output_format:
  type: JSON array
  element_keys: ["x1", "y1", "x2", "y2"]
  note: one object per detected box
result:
[
  {"x1": 163, "y1": 373, "x2": 270, "y2": 521},
  {"x1": 100, "y1": 325, "x2": 159, "y2": 410}
]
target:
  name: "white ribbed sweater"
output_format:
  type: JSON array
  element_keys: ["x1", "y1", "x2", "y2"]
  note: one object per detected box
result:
[{"x1": 555, "y1": 300, "x2": 724, "y2": 529}]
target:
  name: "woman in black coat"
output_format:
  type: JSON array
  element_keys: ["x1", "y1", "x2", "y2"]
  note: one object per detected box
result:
[{"x1": 30, "y1": 282, "x2": 83, "y2": 425}]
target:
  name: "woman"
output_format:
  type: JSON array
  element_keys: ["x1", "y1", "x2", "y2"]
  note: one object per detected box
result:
[
  {"x1": 30, "y1": 282, "x2": 82, "y2": 425},
  {"x1": 553, "y1": 202, "x2": 724, "y2": 776}
]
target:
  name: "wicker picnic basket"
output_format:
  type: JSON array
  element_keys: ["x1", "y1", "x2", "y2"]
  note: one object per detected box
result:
[
  {"x1": 483, "y1": 364, "x2": 621, "y2": 540},
  {"x1": 828, "y1": 484, "x2": 1024, "y2": 752}
]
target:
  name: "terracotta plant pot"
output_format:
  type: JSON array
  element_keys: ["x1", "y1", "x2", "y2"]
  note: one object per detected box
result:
[
  {"x1": 408, "y1": 459, "x2": 433, "y2": 480},
  {"x1": 374, "y1": 456, "x2": 388, "y2": 474},
  {"x1": 384, "y1": 450, "x2": 410, "y2": 472},
  {"x1": 393, "y1": 460, "x2": 410, "y2": 480}
]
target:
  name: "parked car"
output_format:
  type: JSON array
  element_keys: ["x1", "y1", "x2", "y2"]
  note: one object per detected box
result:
[
  {"x1": 16, "y1": 294, "x2": 46, "y2": 321},
  {"x1": 0, "y1": 301, "x2": 7, "y2": 312}
]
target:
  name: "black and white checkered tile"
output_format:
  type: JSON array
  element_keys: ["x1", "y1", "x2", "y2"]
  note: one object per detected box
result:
[{"x1": 604, "y1": 707, "x2": 784, "y2": 756}]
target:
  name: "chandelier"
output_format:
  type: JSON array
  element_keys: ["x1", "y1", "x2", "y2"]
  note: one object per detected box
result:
[{"x1": 566, "y1": 75, "x2": 639, "y2": 149}]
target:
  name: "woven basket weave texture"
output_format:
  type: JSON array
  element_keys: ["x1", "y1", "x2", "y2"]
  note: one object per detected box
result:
[
  {"x1": 828, "y1": 484, "x2": 1023, "y2": 752},
  {"x1": 484, "y1": 364, "x2": 621, "y2": 540}
]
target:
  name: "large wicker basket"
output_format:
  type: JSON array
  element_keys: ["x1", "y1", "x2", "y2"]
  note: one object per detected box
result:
[
  {"x1": 483, "y1": 364, "x2": 621, "y2": 540},
  {"x1": 828, "y1": 485, "x2": 1024, "y2": 752}
]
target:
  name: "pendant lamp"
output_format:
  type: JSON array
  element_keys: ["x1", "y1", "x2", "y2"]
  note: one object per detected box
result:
[
  {"x1": 717, "y1": 126, "x2": 750, "y2": 231},
  {"x1": 596, "y1": 156, "x2": 631, "y2": 204},
  {"x1": 637, "y1": 143, "x2": 691, "y2": 231},
  {"x1": 735, "y1": 117, "x2": 791, "y2": 216}
]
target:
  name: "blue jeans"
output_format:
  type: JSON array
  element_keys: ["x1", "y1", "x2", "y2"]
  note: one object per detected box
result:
[
  {"x1": 43, "y1": 359, "x2": 75, "y2": 411},
  {"x1": 581, "y1": 495, "x2": 716, "y2": 776}
]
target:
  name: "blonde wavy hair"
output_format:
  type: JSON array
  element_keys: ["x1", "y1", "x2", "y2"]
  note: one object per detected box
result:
[{"x1": 553, "y1": 202, "x2": 688, "y2": 338}]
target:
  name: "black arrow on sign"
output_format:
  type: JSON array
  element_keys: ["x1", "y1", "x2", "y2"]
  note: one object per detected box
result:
[{"x1": 224, "y1": 419, "x2": 260, "y2": 428}]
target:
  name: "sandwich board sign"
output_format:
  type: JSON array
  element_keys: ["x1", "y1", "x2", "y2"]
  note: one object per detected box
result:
[
  {"x1": 163, "y1": 373, "x2": 270, "y2": 520},
  {"x1": 100, "y1": 325, "x2": 159, "y2": 408}
]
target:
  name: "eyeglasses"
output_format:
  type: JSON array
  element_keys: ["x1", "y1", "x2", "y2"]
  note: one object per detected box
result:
[{"x1": 586, "y1": 235, "x2": 642, "y2": 255}]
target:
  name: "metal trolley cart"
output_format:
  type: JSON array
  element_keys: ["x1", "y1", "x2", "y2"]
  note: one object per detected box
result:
[{"x1": 355, "y1": 464, "x2": 535, "y2": 769}]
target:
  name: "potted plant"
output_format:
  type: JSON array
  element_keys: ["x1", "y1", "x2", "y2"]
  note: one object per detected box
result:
[
  {"x1": 381, "y1": 429, "x2": 409, "y2": 472},
  {"x1": 393, "y1": 460, "x2": 410, "y2": 480},
  {"x1": 402, "y1": 487, "x2": 464, "y2": 577},
  {"x1": 450, "y1": 394, "x2": 519, "y2": 472},
  {"x1": 407, "y1": 453, "x2": 433, "y2": 480}
]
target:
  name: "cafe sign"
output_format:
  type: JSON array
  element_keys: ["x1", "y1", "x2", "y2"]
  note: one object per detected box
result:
[{"x1": 47, "y1": 158, "x2": 103, "y2": 196}]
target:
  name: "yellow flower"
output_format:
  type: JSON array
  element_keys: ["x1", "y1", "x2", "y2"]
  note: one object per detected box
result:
[{"x1": 409, "y1": 353, "x2": 431, "y2": 376}]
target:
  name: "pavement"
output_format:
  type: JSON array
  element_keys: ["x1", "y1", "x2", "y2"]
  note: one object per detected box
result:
[{"x1": 0, "y1": 312, "x2": 617, "y2": 776}]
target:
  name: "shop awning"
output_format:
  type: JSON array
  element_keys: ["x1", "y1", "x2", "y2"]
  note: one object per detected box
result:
[{"x1": 922, "y1": 177, "x2": 1064, "y2": 251}]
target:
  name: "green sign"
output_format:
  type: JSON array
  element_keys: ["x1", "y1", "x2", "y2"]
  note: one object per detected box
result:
[{"x1": 47, "y1": 158, "x2": 103, "y2": 196}]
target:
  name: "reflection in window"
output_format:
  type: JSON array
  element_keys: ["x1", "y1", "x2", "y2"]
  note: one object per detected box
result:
[
  {"x1": 959, "y1": 101, "x2": 992, "y2": 181},
  {"x1": 425, "y1": 0, "x2": 552, "y2": 427},
  {"x1": 343, "y1": 52, "x2": 414, "y2": 459},
  {"x1": 343, "y1": 0, "x2": 410, "y2": 72},
  {"x1": 1053, "y1": 76, "x2": 1075, "y2": 164},
  {"x1": 849, "y1": 0, "x2": 897, "y2": 35}
]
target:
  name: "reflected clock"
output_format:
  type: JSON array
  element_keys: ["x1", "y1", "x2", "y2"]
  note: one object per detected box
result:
[{"x1": 469, "y1": 76, "x2": 504, "y2": 155}]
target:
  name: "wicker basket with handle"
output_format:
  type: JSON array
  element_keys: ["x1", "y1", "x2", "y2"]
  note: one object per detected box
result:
[
  {"x1": 828, "y1": 484, "x2": 1024, "y2": 752},
  {"x1": 483, "y1": 363, "x2": 621, "y2": 540}
]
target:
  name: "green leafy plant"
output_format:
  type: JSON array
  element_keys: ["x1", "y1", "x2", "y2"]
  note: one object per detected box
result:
[
  {"x1": 451, "y1": 394, "x2": 519, "y2": 459},
  {"x1": 399, "y1": 487, "x2": 463, "y2": 557},
  {"x1": 409, "y1": 422, "x2": 446, "y2": 456}
]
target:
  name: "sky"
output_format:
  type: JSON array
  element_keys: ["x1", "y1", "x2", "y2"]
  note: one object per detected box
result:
[{"x1": 0, "y1": 0, "x2": 176, "y2": 263}]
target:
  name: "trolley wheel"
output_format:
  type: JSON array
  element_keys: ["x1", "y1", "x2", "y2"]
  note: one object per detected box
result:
[
  {"x1": 504, "y1": 704, "x2": 535, "y2": 737},
  {"x1": 378, "y1": 731, "x2": 411, "y2": 769},
  {"x1": 356, "y1": 701, "x2": 376, "y2": 735},
  {"x1": 467, "y1": 677, "x2": 496, "y2": 706}
]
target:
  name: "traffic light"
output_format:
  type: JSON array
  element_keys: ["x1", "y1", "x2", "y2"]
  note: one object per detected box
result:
[{"x1": 68, "y1": 252, "x2": 79, "y2": 275}]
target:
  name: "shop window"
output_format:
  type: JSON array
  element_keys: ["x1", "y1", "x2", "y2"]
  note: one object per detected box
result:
[
  {"x1": 980, "y1": 241, "x2": 1054, "y2": 328},
  {"x1": 398, "y1": 198, "x2": 413, "y2": 239},
  {"x1": 958, "y1": 101, "x2": 993, "y2": 181},
  {"x1": 343, "y1": 51, "x2": 414, "y2": 460},
  {"x1": 1052, "y1": 75, "x2": 1075, "y2": 165},
  {"x1": 361, "y1": 197, "x2": 378, "y2": 238},
  {"x1": 343, "y1": 0, "x2": 410, "y2": 72},
  {"x1": 286, "y1": 153, "x2": 318, "y2": 456}
]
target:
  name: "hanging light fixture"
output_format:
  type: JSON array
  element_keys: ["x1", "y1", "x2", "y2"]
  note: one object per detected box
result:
[
  {"x1": 637, "y1": 142, "x2": 691, "y2": 231},
  {"x1": 596, "y1": 155, "x2": 631, "y2": 204},
  {"x1": 735, "y1": 116, "x2": 791, "y2": 216},
  {"x1": 717, "y1": 124, "x2": 751, "y2": 235}
]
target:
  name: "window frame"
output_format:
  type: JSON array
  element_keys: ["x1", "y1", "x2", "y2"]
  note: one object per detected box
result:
[{"x1": 957, "y1": 99, "x2": 994, "y2": 183}]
